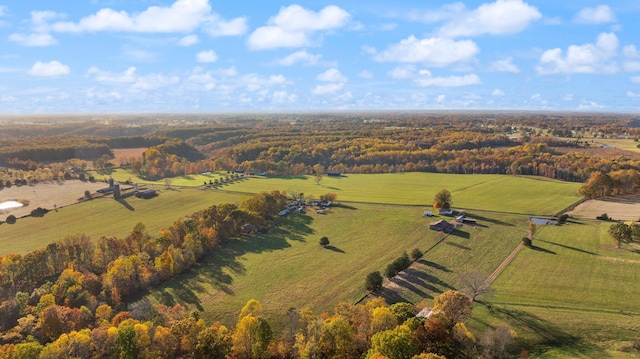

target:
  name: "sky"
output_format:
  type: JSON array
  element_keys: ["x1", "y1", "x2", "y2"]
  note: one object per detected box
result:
[{"x1": 1, "y1": 0, "x2": 640, "y2": 114}]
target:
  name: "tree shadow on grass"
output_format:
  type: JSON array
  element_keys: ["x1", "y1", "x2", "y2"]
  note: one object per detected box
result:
[
  {"x1": 148, "y1": 212, "x2": 316, "y2": 309},
  {"x1": 378, "y1": 287, "x2": 414, "y2": 304},
  {"x1": 465, "y1": 213, "x2": 515, "y2": 227},
  {"x1": 529, "y1": 245, "x2": 556, "y2": 255},
  {"x1": 325, "y1": 245, "x2": 345, "y2": 253},
  {"x1": 536, "y1": 239, "x2": 599, "y2": 256},
  {"x1": 446, "y1": 241, "x2": 471, "y2": 250},
  {"x1": 481, "y1": 303, "x2": 605, "y2": 357},
  {"x1": 386, "y1": 267, "x2": 454, "y2": 302},
  {"x1": 334, "y1": 203, "x2": 357, "y2": 210},
  {"x1": 417, "y1": 260, "x2": 452, "y2": 272}
]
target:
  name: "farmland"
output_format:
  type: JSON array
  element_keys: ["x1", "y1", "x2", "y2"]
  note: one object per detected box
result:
[
  {"x1": 94, "y1": 168, "x2": 581, "y2": 215},
  {"x1": 3, "y1": 166, "x2": 638, "y2": 357}
]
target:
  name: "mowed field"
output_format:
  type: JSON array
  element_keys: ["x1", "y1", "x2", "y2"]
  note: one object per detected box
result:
[
  {"x1": 146, "y1": 206, "x2": 531, "y2": 330},
  {"x1": 475, "y1": 220, "x2": 640, "y2": 358},
  {"x1": 226, "y1": 173, "x2": 581, "y2": 215},
  {"x1": 4, "y1": 171, "x2": 636, "y2": 357},
  {"x1": 0, "y1": 188, "x2": 249, "y2": 256}
]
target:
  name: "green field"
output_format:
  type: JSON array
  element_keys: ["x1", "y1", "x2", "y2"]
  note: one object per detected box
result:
[
  {"x1": 470, "y1": 220, "x2": 640, "y2": 358},
  {"x1": 4, "y1": 171, "x2": 635, "y2": 357},
  {"x1": 222, "y1": 173, "x2": 581, "y2": 215},
  {"x1": 90, "y1": 168, "x2": 234, "y2": 187},
  {"x1": 102, "y1": 170, "x2": 582, "y2": 215},
  {"x1": 146, "y1": 205, "x2": 530, "y2": 330},
  {"x1": 0, "y1": 188, "x2": 248, "y2": 256}
]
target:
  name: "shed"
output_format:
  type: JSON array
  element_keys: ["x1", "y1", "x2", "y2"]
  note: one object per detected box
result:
[
  {"x1": 439, "y1": 208, "x2": 454, "y2": 215},
  {"x1": 423, "y1": 211, "x2": 434, "y2": 217},
  {"x1": 430, "y1": 219, "x2": 455, "y2": 233},
  {"x1": 135, "y1": 189, "x2": 157, "y2": 199}
]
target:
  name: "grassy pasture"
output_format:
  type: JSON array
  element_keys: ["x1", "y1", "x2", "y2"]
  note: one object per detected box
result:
[
  {"x1": 224, "y1": 173, "x2": 581, "y2": 215},
  {"x1": 470, "y1": 219, "x2": 640, "y2": 357},
  {"x1": 147, "y1": 205, "x2": 529, "y2": 331},
  {"x1": 89, "y1": 168, "x2": 235, "y2": 187},
  {"x1": 0, "y1": 188, "x2": 248, "y2": 256}
]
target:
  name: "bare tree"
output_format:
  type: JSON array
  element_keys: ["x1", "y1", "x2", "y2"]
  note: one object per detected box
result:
[{"x1": 458, "y1": 271, "x2": 494, "y2": 302}]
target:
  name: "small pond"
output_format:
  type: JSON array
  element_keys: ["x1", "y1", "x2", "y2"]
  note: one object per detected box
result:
[{"x1": 0, "y1": 201, "x2": 24, "y2": 210}]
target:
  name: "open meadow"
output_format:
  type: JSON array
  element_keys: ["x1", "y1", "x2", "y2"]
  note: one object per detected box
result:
[
  {"x1": 98, "y1": 169, "x2": 582, "y2": 215},
  {"x1": 473, "y1": 220, "x2": 640, "y2": 358},
  {"x1": 3, "y1": 170, "x2": 635, "y2": 358},
  {"x1": 0, "y1": 187, "x2": 248, "y2": 256}
]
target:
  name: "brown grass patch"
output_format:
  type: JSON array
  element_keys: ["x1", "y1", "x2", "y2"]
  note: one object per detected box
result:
[
  {"x1": 112, "y1": 148, "x2": 145, "y2": 166},
  {"x1": 567, "y1": 195, "x2": 640, "y2": 221},
  {"x1": 0, "y1": 180, "x2": 107, "y2": 219}
]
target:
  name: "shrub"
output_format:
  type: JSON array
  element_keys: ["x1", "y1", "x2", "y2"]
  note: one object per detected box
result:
[
  {"x1": 30, "y1": 207, "x2": 49, "y2": 217},
  {"x1": 384, "y1": 264, "x2": 398, "y2": 278},
  {"x1": 596, "y1": 213, "x2": 609, "y2": 220},
  {"x1": 522, "y1": 237, "x2": 532, "y2": 247},
  {"x1": 319, "y1": 236, "x2": 329, "y2": 247},
  {"x1": 6, "y1": 215, "x2": 16, "y2": 224},
  {"x1": 557, "y1": 213, "x2": 569, "y2": 224},
  {"x1": 85, "y1": 190, "x2": 93, "y2": 200},
  {"x1": 411, "y1": 248, "x2": 423, "y2": 260},
  {"x1": 365, "y1": 271, "x2": 383, "y2": 291}
]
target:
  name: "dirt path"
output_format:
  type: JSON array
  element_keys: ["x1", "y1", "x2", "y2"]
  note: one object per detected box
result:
[{"x1": 481, "y1": 242, "x2": 525, "y2": 290}]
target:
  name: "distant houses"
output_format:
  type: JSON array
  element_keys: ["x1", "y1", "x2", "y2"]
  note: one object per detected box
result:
[{"x1": 439, "y1": 208, "x2": 454, "y2": 215}]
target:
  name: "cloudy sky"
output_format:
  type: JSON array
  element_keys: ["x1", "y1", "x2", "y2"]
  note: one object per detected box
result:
[{"x1": 1, "y1": 0, "x2": 640, "y2": 113}]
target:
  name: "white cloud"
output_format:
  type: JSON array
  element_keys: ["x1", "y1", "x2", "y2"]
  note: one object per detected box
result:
[
  {"x1": 358, "y1": 70, "x2": 373, "y2": 79},
  {"x1": 436, "y1": 94, "x2": 446, "y2": 103},
  {"x1": 436, "y1": 0, "x2": 541, "y2": 38},
  {"x1": 9, "y1": 11, "x2": 62, "y2": 47},
  {"x1": 131, "y1": 74, "x2": 180, "y2": 91},
  {"x1": 537, "y1": 32, "x2": 619, "y2": 74},
  {"x1": 197, "y1": 50, "x2": 218, "y2": 63},
  {"x1": 202, "y1": 16, "x2": 247, "y2": 37},
  {"x1": 573, "y1": 5, "x2": 616, "y2": 25},
  {"x1": 177, "y1": 34, "x2": 199, "y2": 46},
  {"x1": 271, "y1": 90, "x2": 298, "y2": 104},
  {"x1": 317, "y1": 68, "x2": 347, "y2": 82},
  {"x1": 50, "y1": 0, "x2": 245, "y2": 37},
  {"x1": 86, "y1": 66, "x2": 137, "y2": 83},
  {"x1": 248, "y1": 27, "x2": 310, "y2": 50},
  {"x1": 490, "y1": 57, "x2": 520, "y2": 73},
  {"x1": 492, "y1": 89, "x2": 505, "y2": 96},
  {"x1": 632, "y1": 76, "x2": 640, "y2": 84},
  {"x1": 578, "y1": 100, "x2": 603, "y2": 109},
  {"x1": 624, "y1": 45, "x2": 640, "y2": 58},
  {"x1": 27, "y1": 61, "x2": 70, "y2": 76},
  {"x1": 311, "y1": 83, "x2": 344, "y2": 95},
  {"x1": 374, "y1": 36, "x2": 479, "y2": 66},
  {"x1": 248, "y1": 5, "x2": 350, "y2": 50},
  {"x1": 241, "y1": 74, "x2": 287, "y2": 92},
  {"x1": 414, "y1": 73, "x2": 481, "y2": 87},
  {"x1": 388, "y1": 65, "x2": 416, "y2": 80},
  {"x1": 277, "y1": 50, "x2": 322, "y2": 66},
  {"x1": 8, "y1": 33, "x2": 58, "y2": 47},
  {"x1": 625, "y1": 62, "x2": 640, "y2": 72},
  {"x1": 627, "y1": 91, "x2": 640, "y2": 98},
  {"x1": 562, "y1": 93, "x2": 574, "y2": 101},
  {"x1": 269, "y1": 4, "x2": 350, "y2": 31}
]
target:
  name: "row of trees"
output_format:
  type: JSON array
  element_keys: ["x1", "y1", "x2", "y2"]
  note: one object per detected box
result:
[
  {"x1": 0, "y1": 191, "x2": 289, "y2": 342},
  {"x1": 0, "y1": 293, "x2": 516, "y2": 359},
  {"x1": 577, "y1": 169, "x2": 640, "y2": 198}
]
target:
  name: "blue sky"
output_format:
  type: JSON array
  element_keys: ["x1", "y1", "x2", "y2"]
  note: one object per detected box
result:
[{"x1": 1, "y1": 0, "x2": 640, "y2": 113}]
